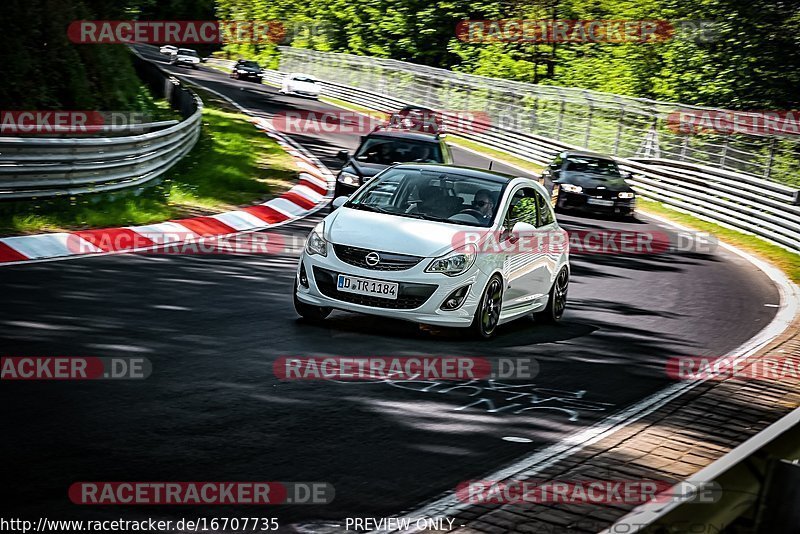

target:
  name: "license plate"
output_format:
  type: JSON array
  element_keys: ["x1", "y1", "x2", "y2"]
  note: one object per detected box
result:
[
  {"x1": 588, "y1": 198, "x2": 614, "y2": 206},
  {"x1": 337, "y1": 274, "x2": 398, "y2": 300}
]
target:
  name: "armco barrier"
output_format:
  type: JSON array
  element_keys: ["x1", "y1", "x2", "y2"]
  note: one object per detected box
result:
[
  {"x1": 266, "y1": 49, "x2": 799, "y2": 252},
  {"x1": 0, "y1": 50, "x2": 202, "y2": 200}
]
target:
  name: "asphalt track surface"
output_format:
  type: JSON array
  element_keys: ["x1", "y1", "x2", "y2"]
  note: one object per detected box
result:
[{"x1": 0, "y1": 52, "x2": 781, "y2": 530}]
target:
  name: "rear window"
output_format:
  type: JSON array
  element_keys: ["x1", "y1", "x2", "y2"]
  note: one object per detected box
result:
[
  {"x1": 354, "y1": 137, "x2": 443, "y2": 165},
  {"x1": 178, "y1": 49, "x2": 198, "y2": 57},
  {"x1": 293, "y1": 76, "x2": 318, "y2": 84}
]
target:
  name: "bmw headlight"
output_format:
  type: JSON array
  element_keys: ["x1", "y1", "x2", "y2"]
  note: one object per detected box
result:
[
  {"x1": 425, "y1": 244, "x2": 477, "y2": 276},
  {"x1": 618, "y1": 191, "x2": 635, "y2": 199},
  {"x1": 560, "y1": 183, "x2": 583, "y2": 193},
  {"x1": 237, "y1": 69, "x2": 248, "y2": 73},
  {"x1": 305, "y1": 222, "x2": 327, "y2": 256},
  {"x1": 338, "y1": 172, "x2": 359, "y2": 186}
]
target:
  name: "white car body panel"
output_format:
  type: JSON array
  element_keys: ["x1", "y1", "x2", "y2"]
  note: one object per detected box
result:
[
  {"x1": 295, "y1": 172, "x2": 570, "y2": 330},
  {"x1": 281, "y1": 74, "x2": 321, "y2": 98}
]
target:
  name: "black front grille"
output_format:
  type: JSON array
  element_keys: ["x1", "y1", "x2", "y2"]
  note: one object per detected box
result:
[
  {"x1": 582, "y1": 188, "x2": 617, "y2": 199},
  {"x1": 333, "y1": 244, "x2": 423, "y2": 271},
  {"x1": 312, "y1": 267, "x2": 436, "y2": 310}
]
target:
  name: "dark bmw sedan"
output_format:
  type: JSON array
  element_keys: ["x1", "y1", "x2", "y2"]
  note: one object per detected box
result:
[
  {"x1": 230, "y1": 60, "x2": 263, "y2": 82},
  {"x1": 542, "y1": 151, "x2": 636, "y2": 217}
]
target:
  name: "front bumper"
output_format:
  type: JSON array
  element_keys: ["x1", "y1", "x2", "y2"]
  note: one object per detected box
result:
[
  {"x1": 287, "y1": 89, "x2": 320, "y2": 98},
  {"x1": 294, "y1": 249, "x2": 489, "y2": 326},
  {"x1": 558, "y1": 191, "x2": 635, "y2": 215}
]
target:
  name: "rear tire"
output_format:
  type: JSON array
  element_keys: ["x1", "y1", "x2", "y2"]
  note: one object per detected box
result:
[
  {"x1": 536, "y1": 267, "x2": 569, "y2": 323},
  {"x1": 471, "y1": 275, "x2": 503, "y2": 339},
  {"x1": 293, "y1": 282, "x2": 331, "y2": 322}
]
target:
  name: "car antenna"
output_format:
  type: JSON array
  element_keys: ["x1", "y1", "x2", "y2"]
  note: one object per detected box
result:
[{"x1": 488, "y1": 161, "x2": 494, "y2": 171}]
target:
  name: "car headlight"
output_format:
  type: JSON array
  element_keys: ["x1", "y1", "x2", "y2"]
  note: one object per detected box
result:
[
  {"x1": 337, "y1": 172, "x2": 359, "y2": 186},
  {"x1": 305, "y1": 222, "x2": 327, "y2": 256},
  {"x1": 425, "y1": 244, "x2": 477, "y2": 276},
  {"x1": 560, "y1": 183, "x2": 583, "y2": 193},
  {"x1": 237, "y1": 69, "x2": 248, "y2": 73},
  {"x1": 618, "y1": 191, "x2": 635, "y2": 199}
]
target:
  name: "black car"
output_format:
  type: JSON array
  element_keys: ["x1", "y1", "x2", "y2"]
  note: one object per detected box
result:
[
  {"x1": 386, "y1": 106, "x2": 446, "y2": 134},
  {"x1": 230, "y1": 60, "x2": 263, "y2": 82},
  {"x1": 332, "y1": 128, "x2": 454, "y2": 202},
  {"x1": 542, "y1": 151, "x2": 636, "y2": 217}
]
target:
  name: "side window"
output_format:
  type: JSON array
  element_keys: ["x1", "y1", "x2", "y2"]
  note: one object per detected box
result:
[
  {"x1": 536, "y1": 191, "x2": 555, "y2": 227},
  {"x1": 505, "y1": 187, "x2": 538, "y2": 227}
]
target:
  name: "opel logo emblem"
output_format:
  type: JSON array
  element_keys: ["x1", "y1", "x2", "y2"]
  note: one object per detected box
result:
[{"x1": 365, "y1": 252, "x2": 381, "y2": 266}]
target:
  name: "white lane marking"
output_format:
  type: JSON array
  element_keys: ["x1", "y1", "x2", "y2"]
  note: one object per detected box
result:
[
  {"x1": 265, "y1": 197, "x2": 308, "y2": 217},
  {"x1": 290, "y1": 184, "x2": 325, "y2": 203},
  {"x1": 211, "y1": 210, "x2": 267, "y2": 231},
  {"x1": 0, "y1": 233, "x2": 100, "y2": 259}
]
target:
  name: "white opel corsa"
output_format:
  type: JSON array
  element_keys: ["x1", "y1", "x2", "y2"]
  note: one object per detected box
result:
[{"x1": 294, "y1": 164, "x2": 570, "y2": 338}]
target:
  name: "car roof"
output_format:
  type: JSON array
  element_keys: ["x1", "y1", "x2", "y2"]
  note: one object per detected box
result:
[
  {"x1": 366, "y1": 130, "x2": 442, "y2": 142},
  {"x1": 390, "y1": 163, "x2": 516, "y2": 184},
  {"x1": 562, "y1": 150, "x2": 615, "y2": 161}
]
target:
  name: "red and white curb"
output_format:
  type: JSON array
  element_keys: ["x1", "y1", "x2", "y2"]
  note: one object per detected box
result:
[{"x1": 0, "y1": 113, "x2": 334, "y2": 266}]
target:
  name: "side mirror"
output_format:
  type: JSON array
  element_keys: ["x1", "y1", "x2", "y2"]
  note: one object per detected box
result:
[
  {"x1": 620, "y1": 170, "x2": 632, "y2": 179},
  {"x1": 332, "y1": 196, "x2": 349, "y2": 209},
  {"x1": 507, "y1": 221, "x2": 537, "y2": 244},
  {"x1": 337, "y1": 150, "x2": 349, "y2": 161}
]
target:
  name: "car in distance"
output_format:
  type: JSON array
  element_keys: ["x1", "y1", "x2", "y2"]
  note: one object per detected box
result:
[
  {"x1": 386, "y1": 105, "x2": 446, "y2": 134},
  {"x1": 294, "y1": 164, "x2": 570, "y2": 338},
  {"x1": 279, "y1": 73, "x2": 321, "y2": 99},
  {"x1": 230, "y1": 60, "x2": 263, "y2": 82},
  {"x1": 159, "y1": 45, "x2": 178, "y2": 55},
  {"x1": 169, "y1": 48, "x2": 201, "y2": 69},
  {"x1": 542, "y1": 151, "x2": 636, "y2": 217},
  {"x1": 333, "y1": 128, "x2": 453, "y2": 201}
]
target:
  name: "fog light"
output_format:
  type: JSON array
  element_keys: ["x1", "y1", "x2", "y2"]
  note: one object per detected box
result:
[
  {"x1": 299, "y1": 262, "x2": 309, "y2": 288},
  {"x1": 441, "y1": 285, "x2": 470, "y2": 310}
]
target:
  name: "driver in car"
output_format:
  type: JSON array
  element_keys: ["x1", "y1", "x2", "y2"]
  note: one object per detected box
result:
[{"x1": 473, "y1": 189, "x2": 496, "y2": 224}]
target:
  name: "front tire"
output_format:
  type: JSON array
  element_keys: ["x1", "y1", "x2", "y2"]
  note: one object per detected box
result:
[
  {"x1": 471, "y1": 275, "x2": 503, "y2": 339},
  {"x1": 536, "y1": 267, "x2": 569, "y2": 323},
  {"x1": 293, "y1": 282, "x2": 331, "y2": 322}
]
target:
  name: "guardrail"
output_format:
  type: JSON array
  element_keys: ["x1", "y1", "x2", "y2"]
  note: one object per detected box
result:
[
  {"x1": 0, "y1": 50, "x2": 202, "y2": 200},
  {"x1": 265, "y1": 50, "x2": 800, "y2": 252},
  {"x1": 605, "y1": 406, "x2": 800, "y2": 532}
]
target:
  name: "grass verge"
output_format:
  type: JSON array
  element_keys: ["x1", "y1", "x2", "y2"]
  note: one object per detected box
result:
[{"x1": 0, "y1": 89, "x2": 297, "y2": 236}]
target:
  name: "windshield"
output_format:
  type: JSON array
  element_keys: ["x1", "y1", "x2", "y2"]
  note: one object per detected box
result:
[
  {"x1": 345, "y1": 167, "x2": 507, "y2": 227},
  {"x1": 354, "y1": 137, "x2": 443, "y2": 165},
  {"x1": 241, "y1": 61, "x2": 260, "y2": 69},
  {"x1": 178, "y1": 49, "x2": 199, "y2": 57},
  {"x1": 293, "y1": 76, "x2": 317, "y2": 84},
  {"x1": 564, "y1": 156, "x2": 621, "y2": 176}
]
